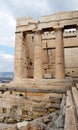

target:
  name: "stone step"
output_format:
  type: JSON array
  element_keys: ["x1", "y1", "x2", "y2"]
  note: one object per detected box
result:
[
  {"x1": 21, "y1": 78, "x2": 73, "y2": 87},
  {"x1": 64, "y1": 90, "x2": 77, "y2": 130},
  {"x1": 0, "y1": 78, "x2": 73, "y2": 94},
  {"x1": 0, "y1": 83, "x2": 67, "y2": 94},
  {"x1": 72, "y1": 87, "x2": 78, "y2": 118},
  {"x1": 9, "y1": 78, "x2": 72, "y2": 88}
]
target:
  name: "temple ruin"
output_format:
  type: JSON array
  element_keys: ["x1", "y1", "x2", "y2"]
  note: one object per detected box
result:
[
  {"x1": 14, "y1": 11, "x2": 78, "y2": 80},
  {"x1": 0, "y1": 11, "x2": 78, "y2": 129}
]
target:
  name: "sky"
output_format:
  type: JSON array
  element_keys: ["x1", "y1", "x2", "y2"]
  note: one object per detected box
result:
[{"x1": 0, "y1": 0, "x2": 78, "y2": 72}]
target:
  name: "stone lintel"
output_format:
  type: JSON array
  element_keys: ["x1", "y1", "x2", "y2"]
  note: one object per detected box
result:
[{"x1": 16, "y1": 11, "x2": 78, "y2": 32}]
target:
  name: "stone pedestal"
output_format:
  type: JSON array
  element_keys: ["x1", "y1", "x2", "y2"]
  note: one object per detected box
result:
[
  {"x1": 34, "y1": 31, "x2": 43, "y2": 79},
  {"x1": 55, "y1": 28, "x2": 65, "y2": 79}
]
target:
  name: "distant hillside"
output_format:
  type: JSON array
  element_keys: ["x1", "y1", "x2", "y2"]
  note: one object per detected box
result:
[
  {"x1": 0, "y1": 72, "x2": 14, "y2": 83},
  {"x1": 0, "y1": 72, "x2": 14, "y2": 77}
]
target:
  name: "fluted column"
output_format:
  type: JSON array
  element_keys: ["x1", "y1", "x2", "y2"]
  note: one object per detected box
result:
[
  {"x1": 34, "y1": 30, "x2": 43, "y2": 79},
  {"x1": 55, "y1": 28, "x2": 65, "y2": 79},
  {"x1": 14, "y1": 32, "x2": 26, "y2": 81}
]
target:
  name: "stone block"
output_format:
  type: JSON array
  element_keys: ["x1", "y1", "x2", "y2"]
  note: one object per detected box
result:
[
  {"x1": 32, "y1": 106, "x2": 47, "y2": 112},
  {"x1": 47, "y1": 40, "x2": 55, "y2": 48},
  {"x1": 60, "y1": 12, "x2": 73, "y2": 20},
  {"x1": 44, "y1": 73, "x2": 52, "y2": 79},
  {"x1": 55, "y1": 115, "x2": 64, "y2": 128},
  {"x1": 6, "y1": 108, "x2": 11, "y2": 114},
  {"x1": 42, "y1": 41, "x2": 46, "y2": 48},
  {"x1": 0, "y1": 92, "x2": 2, "y2": 98},
  {"x1": 43, "y1": 64, "x2": 48, "y2": 69},
  {"x1": 26, "y1": 92, "x2": 33, "y2": 97},
  {"x1": 42, "y1": 50, "x2": 48, "y2": 64},
  {"x1": 72, "y1": 87, "x2": 78, "y2": 117},
  {"x1": 17, "y1": 17, "x2": 35, "y2": 26},
  {"x1": 48, "y1": 108, "x2": 56, "y2": 113},
  {"x1": 17, "y1": 121, "x2": 28, "y2": 129},
  {"x1": 33, "y1": 93, "x2": 44, "y2": 97},
  {"x1": 73, "y1": 11, "x2": 78, "y2": 18},
  {"x1": 4, "y1": 127, "x2": 17, "y2": 130},
  {"x1": 51, "y1": 103, "x2": 60, "y2": 108},
  {"x1": 64, "y1": 90, "x2": 77, "y2": 130},
  {"x1": 49, "y1": 97, "x2": 61, "y2": 103}
]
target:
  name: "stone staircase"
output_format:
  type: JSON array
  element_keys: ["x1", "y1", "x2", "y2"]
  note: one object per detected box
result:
[{"x1": 64, "y1": 84, "x2": 78, "y2": 130}]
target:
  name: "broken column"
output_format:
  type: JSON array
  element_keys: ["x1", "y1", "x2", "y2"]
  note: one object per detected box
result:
[
  {"x1": 34, "y1": 30, "x2": 43, "y2": 79},
  {"x1": 55, "y1": 28, "x2": 65, "y2": 79}
]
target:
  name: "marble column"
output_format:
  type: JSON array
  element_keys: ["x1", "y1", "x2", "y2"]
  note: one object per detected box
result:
[
  {"x1": 55, "y1": 28, "x2": 65, "y2": 79},
  {"x1": 34, "y1": 30, "x2": 43, "y2": 79},
  {"x1": 14, "y1": 32, "x2": 26, "y2": 81}
]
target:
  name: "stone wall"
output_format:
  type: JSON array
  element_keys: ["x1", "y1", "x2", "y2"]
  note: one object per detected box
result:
[
  {"x1": 0, "y1": 91, "x2": 62, "y2": 123},
  {"x1": 14, "y1": 30, "x2": 78, "y2": 79},
  {"x1": 65, "y1": 47, "x2": 78, "y2": 77}
]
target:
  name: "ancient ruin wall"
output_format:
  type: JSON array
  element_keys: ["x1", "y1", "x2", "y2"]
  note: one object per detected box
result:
[
  {"x1": 42, "y1": 30, "x2": 78, "y2": 77},
  {"x1": 14, "y1": 11, "x2": 78, "y2": 81}
]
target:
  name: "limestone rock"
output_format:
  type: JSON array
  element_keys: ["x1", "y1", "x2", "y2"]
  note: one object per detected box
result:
[
  {"x1": 3, "y1": 127, "x2": 17, "y2": 130},
  {"x1": 0, "y1": 116, "x2": 4, "y2": 122},
  {"x1": 7, "y1": 118, "x2": 15, "y2": 123},
  {"x1": 17, "y1": 121, "x2": 28, "y2": 130},
  {"x1": 55, "y1": 115, "x2": 64, "y2": 128},
  {"x1": 25, "y1": 122, "x2": 50, "y2": 130}
]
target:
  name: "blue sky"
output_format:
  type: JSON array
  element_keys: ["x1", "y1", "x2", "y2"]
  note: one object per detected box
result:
[
  {"x1": 0, "y1": 0, "x2": 78, "y2": 72},
  {"x1": 0, "y1": 46, "x2": 14, "y2": 55}
]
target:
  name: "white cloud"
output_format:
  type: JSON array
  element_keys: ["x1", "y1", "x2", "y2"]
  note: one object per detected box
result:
[
  {"x1": 0, "y1": 11, "x2": 16, "y2": 47},
  {"x1": 0, "y1": 52, "x2": 14, "y2": 72},
  {"x1": 23, "y1": 0, "x2": 52, "y2": 15},
  {"x1": 0, "y1": 0, "x2": 78, "y2": 49},
  {"x1": 0, "y1": 35, "x2": 15, "y2": 47}
]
